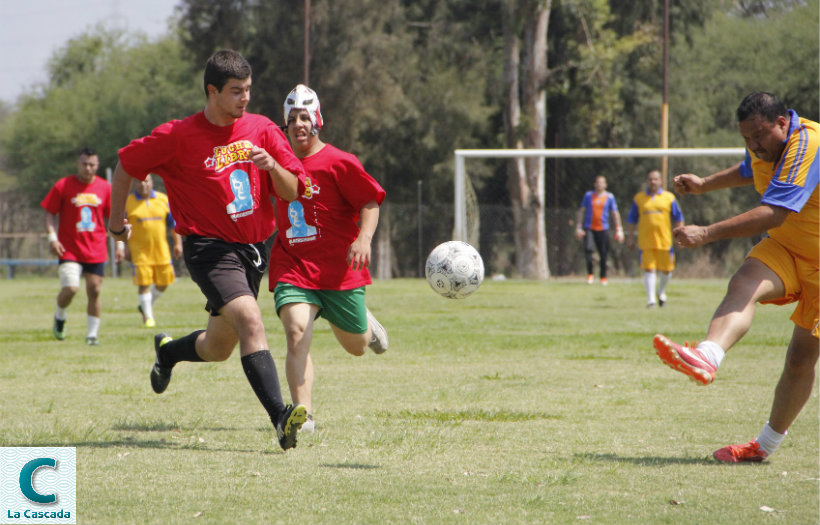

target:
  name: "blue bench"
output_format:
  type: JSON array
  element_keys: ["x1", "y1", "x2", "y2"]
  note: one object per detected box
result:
[{"x1": 0, "y1": 259, "x2": 59, "y2": 278}]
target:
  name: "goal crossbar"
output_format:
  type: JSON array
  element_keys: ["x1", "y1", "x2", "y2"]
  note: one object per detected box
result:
[{"x1": 453, "y1": 147, "x2": 745, "y2": 241}]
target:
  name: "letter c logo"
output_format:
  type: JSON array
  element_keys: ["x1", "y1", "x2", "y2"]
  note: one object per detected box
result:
[{"x1": 19, "y1": 457, "x2": 57, "y2": 504}]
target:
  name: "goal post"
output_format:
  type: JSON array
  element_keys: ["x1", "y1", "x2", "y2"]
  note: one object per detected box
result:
[{"x1": 453, "y1": 147, "x2": 745, "y2": 242}]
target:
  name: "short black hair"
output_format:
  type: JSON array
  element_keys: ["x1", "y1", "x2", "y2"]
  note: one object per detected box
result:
[
  {"x1": 736, "y1": 92, "x2": 788, "y2": 123},
  {"x1": 203, "y1": 49, "x2": 252, "y2": 96},
  {"x1": 79, "y1": 147, "x2": 97, "y2": 157}
]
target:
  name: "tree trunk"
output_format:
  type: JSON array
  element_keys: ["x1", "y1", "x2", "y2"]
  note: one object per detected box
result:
[
  {"x1": 374, "y1": 201, "x2": 392, "y2": 279},
  {"x1": 503, "y1": 0, "x2": 550, "y2": 279}
]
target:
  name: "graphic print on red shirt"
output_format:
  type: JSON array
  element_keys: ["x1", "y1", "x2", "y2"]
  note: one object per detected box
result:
[{"x1": 118, "y1": 112, "x2": 306, "y2": 244}]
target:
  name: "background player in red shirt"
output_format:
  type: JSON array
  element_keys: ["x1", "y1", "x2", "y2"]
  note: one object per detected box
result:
[
  {"x1": 41, "y1": 147, "x2": 124, "y2": 345},
  {"x1": 108, "y1": 50, "x2": 308, "y2": 450},
  {"x1": 270, "y1": 84, "x2": 388, "y2": 433}
]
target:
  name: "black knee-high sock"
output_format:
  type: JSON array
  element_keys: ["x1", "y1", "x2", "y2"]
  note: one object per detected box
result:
[
  {"x1": 160, "y1": 330, "x2": 206, "y2": 367},
  {"x1": 241, "y1": 350, "x2": 286, "y2": 423}
]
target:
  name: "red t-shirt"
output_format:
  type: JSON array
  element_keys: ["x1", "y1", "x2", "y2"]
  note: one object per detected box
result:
[
  {"x1": 40, "y1": 175, "x2": 111, "y2": 263},
  {"x1": 118, "y1": 112, "x2": 306, "y2": 244},
  {"x1": 269, "y1": 144, "x2": 386, "y2": 290}
]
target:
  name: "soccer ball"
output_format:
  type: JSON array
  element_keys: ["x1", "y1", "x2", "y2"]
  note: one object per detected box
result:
[{"x1": 425, "y1": 241, "x2": 485, "y2": 299}]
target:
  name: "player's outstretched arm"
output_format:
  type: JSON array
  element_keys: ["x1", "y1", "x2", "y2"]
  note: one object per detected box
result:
[
  {"x1": 108, "y1": 162, "x2": 133, "y2": 241},
  {"x1": 674, "y1": 163, "x2": 749, "y2": 195},
  {"x1": 251, "y1": 146, "x2": 301, "y2": 202},
  {"x1": 673, "y1": 204, "x2": 788, "y2": 248}
]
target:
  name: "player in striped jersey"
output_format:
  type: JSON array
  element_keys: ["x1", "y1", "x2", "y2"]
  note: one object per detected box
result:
[{"x1": 654, "y1": 92, "x2": 819, "y2": 463}]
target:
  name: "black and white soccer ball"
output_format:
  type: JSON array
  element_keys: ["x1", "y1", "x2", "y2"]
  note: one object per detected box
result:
[{"x1": 425, "y1": 241, "x2": 485, "y2": 299}]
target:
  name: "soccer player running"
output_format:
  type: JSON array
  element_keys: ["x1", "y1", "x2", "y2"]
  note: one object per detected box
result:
[
  {"x1": 575, "y1": 175, "x2": 625, "y2": 285},
  {"x1": 271, "y1": 84, "x2": 388, "y2": 433},
  {"x1": 124, "y1": 174, "x2": 183, "y2": 327},
  {"x1": 654, "y1": 92, "x2": 819, "y2": 463},
  {"x1": 108, "y1": 50, "x2": 309, "y2": 450},
  {"x1": 626, "y1": 169, "x2": 684, "y2": 307},
  {"x1": 42, "y1": 147, "x2": 124, "y2": 345}
]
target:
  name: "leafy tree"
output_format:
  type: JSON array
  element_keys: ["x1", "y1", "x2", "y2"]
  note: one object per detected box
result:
[
  {"x1": 664, "y1": 0, "x2": 820, "y2": 272},
  {"x1": 2, "y1": 29, "x2": 201, "y2": 204}
]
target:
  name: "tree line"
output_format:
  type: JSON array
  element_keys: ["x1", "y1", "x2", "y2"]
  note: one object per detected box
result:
[{"x1": 0, "y1": 0, "x2": 817, "y2": 278}]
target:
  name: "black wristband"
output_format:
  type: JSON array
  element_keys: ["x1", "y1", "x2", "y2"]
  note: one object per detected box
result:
[{"x1": 108, "y1": 225, "x2": 126, "y2": 236}]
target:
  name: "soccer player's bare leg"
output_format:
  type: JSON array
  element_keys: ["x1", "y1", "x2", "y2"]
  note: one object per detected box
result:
[
  {"x1": 57, "y1": 286, "x2": 78, "y2": 308},
  {"x1": 280, "y1": 302, "x2": 320, "y2": 411},
  {"x1": 197, "y1": 294, "x2": 267, "y2": 361},
  {"x1": 768, "y1": 325, "x2": 819, "y2": 434},
  {"x1": 331, "y1": 324, "x2": 369, "y2": 357},
  {"x1": 85, "y1": 273, "x2": 103, "y2": 318},
  {"x1": 705, "y1": 258, "x2": 784, "y2": 351}
]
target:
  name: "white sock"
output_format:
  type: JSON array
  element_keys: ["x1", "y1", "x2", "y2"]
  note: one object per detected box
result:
[
  {"x1": 151, "y1": 285, "x2": 164, "y2": 305},
  {"x1": 139, "y1": 292, "x2": 154, "y2": 319},
  {"x1": 657, "y1": 272, "x2": 671, "y2": 300},
  {"x1": 644, "y1": 272, "x2": 657, "y2": 303},
  {"x1": 756, "y1": 421, "x2": 786, "y2": 455},
  {"x1": 87, "y1": 316, "x2": 100, "y2": 338},
  {"x1": 55, "y1": 305, "x2": 68, "y2": 321},
  {"x1": 695, "y1": 340, "x2": 725, "y2": 368}
]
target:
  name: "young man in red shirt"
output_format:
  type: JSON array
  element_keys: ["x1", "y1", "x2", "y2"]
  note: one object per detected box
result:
[
  {"x1": 42, "y1": 147, "x2": 124, "y2": 345},
  {"x1": 108, "y1": 50, "x2": 308, "y2": 450},
  {"x1": 270, "y1": 84, "x2": 388, "y2": 433}
]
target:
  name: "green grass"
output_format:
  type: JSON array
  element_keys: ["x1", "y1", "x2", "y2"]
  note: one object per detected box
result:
[{"x1": 0, "y1": 276, "x2": 817, "y2": 524}]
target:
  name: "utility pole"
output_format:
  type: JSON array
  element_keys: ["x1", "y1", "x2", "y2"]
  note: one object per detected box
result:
[
  {"x1": 661, "y1": 0, "x2": 670, "y2": 188},
  {"x1": 304, "y1": 0, "x2": 311, "y2": 85}
]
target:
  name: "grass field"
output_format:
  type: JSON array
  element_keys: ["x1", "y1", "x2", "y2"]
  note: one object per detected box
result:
[{"x1": 1, "y1": 276, "x2": 817, "y2": 524}]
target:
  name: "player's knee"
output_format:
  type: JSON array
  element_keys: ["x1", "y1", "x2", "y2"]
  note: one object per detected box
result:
[
  {"x1": 345, "y1": 345, "x2": 366, "y2": 357},
  {"x1": 340, "y1": 334, "x2": 368, "y2": 357},
  {"x1": 784, "y1": 344, "x2": 820, "y2": 375}
]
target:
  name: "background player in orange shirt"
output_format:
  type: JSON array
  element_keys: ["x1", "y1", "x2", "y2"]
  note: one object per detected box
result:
[
  {"x1": 654, "y1": 92, "x2": 819, "y2": 463},
  {"x1": 575, "y1": 175, "x2": 625, "y2": 285},
  {"x1": 123, "y1": 174, "x2": 182, "y2": 327}
]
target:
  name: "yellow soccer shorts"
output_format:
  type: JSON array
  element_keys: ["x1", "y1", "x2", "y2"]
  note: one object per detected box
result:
[
  {"x1": 639, "y1": 248, "x2": 675, "y2": 272},
  {"x1": 749, "y1": 237, "x2": 819, "y2": 338},
  {"x1": 132, "y1": 264, "x2": 175, "y2": 287}
]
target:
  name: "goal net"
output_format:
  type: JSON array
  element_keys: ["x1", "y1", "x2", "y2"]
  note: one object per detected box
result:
[{"x1": 454, "y1": 147, "x2": 746, "y2": 278}]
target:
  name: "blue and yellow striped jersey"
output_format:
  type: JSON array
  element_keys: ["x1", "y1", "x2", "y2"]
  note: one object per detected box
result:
[{"x1": 739, "y1": 111, "x2": 819, "y2": 264}]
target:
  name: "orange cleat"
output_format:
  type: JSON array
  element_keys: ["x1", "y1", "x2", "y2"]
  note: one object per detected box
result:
[
  {"x1": 713, "y1": 440, "x2": 768, "y2": 463},
  {"x1": 653, "y1": 334, "x2": 716, "y2": 385}
]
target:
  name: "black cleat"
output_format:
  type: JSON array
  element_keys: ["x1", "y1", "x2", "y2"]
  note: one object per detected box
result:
[
  {"x1": 150, "y1": 333, "x2": 174, "y2": 394},
  {"x1": 276, "y1": 404, "x2": 307, "y2": 450},
  {"x1": 53, "y1": 317, "x2": 66, "y2": 340}
]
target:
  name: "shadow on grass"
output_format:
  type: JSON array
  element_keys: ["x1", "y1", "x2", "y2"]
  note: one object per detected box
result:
[
  {"x1": 4, "y1": 438, "x2": 283, "y2": 455},
  {"x1": 320, "y1": 463, "x2": 380, "y2": 470},
  {"x1": 111, "y1": 421, "x2": 239, "y2": 432},
  {"x1": 575, "y1": 452, "x2": 718, "y2": 466}
]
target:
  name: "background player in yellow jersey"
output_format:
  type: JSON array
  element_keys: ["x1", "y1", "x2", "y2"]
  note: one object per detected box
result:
[
  {"x1": 124, "y1": 174, "x2": 182, "y2": 327},
  {"x1": 626, "y1": 170, "x2": 684, "y2": 307},
  {"x1": 654, "y1": 92, "x2": 819, "y2": 463}
]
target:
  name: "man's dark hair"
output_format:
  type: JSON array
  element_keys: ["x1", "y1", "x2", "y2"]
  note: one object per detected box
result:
[
  {"x1": 736, "y1": 92, "x2": 788, "y2": 123},
  {"x1": 203, "y1": 49, "x2": 252, "y2": 96},
  {"x1": 79, "y1": 147, "x2": 97, "y2": 157}
]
